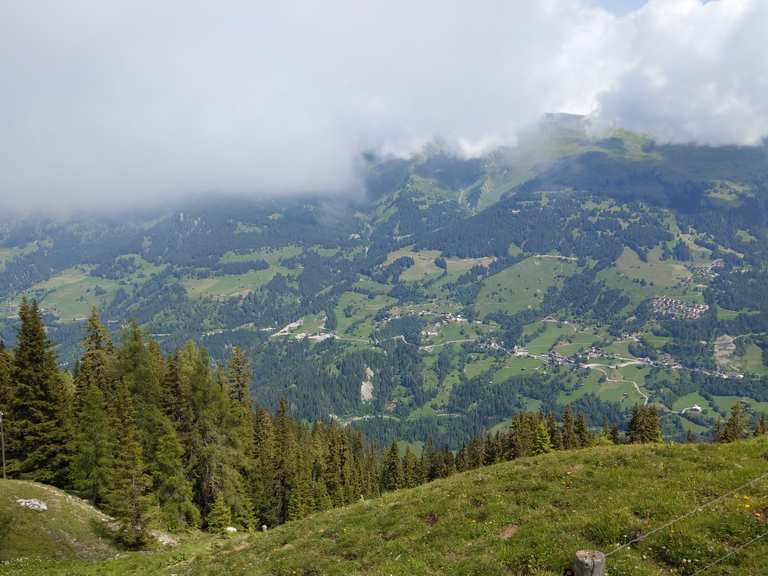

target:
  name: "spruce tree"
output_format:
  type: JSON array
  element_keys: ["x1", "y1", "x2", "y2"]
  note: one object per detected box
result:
[
  {"x1": 561, "y1": 405, "x2": 577, "y2": 450},
  {"x1": 628, "y1": 405, "x2": 663, "y2": 444},
  {"x1": 74, "y1": 309, "x2": 116, "y2": 409},
  {"x1": 207, "y1": 492, "x2": 232, "y2": 534},
  {"x1": 574, "y1": 413, "x2": 592, "y2": 448},
  {"x1": 252, "y1": 407, "x2": 278, "y2": 526},
  {"x1": 380, "y1": 442, "x2": 403, "y2": 491},
  {"x1": 720, "y1": 402, "x2": 749, "y2": 443},
  {"x1": 70, "y1": 382, "x2": 114, "y2": 505},
  {"x1": 109, "y1": 380, "x2": 153, "y2": 548},
  {"x1": 533, "y1": 421, "x2": 553, "y2": 455},
  {"x1": 402, "y1": 447, "x2": 419, "y2": 488},
  {"x1": 8, "y1": 299, "x2": 72, "y2": 485},
  {"x1": 153, "y1": 419, "x2": 200, "y2": 530}
]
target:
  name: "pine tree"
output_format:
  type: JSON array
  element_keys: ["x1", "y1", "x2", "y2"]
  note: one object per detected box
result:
[
  {"x1": 720, "y1": 402, "x2": 749, "y2": 443},
  {"x1": 70, "y1": 382, "x2": 114, "y2": 505},
  {"x1": 546, "y1": 412, "x2": 562, "y2": 450},
  {"x1": 561, "y1": 405, "x2": 577, "y2": 450},
  {"x1": 207, "y1": 492, "x2": 232, "y2": 534},
  {"x1": 74, "y1": 309, "x2": 115, "y2": 409},
  {"x1": 252, "y1": 407, "x2": 278, "y2": 527},
  {"x1": 313, "y1": 480, "x2": 332, "y2": 512},
  {"x1": 274, "y1": 399, "x2": 299, "y2": 522},
  {"x1": 109, "y1": 380, "x2": 153, "y2": 548},
  {"x1": 380, "y1": 442, "x2": 403, "y2": 491},
  {"x1": 153, "y1": 419, "x2": 200, "y2": 530},
  {"x1": 402, "y1": 447, "x2": 419, "y2": 488},
  {"x1": 8, "y1": 299, "x2": 72, "y2": 485},
  {"x1": 628, "y1": 405, "x2": 663, "y2": 444},
  {"x1": 574, "y1": 413, "x2": 592, "y2": 448},
  {"x1": 533, "y1": 421, "x2": 553, "y2": 455},
  {"x1": 227, "y1": 347, "x2": 253, "y2": 406}
]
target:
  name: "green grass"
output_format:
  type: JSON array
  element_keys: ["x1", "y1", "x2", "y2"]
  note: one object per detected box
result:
[
  {"x1": 0, "y1": 480, "x2": 117, "y2": 562},
  {"x1": 335, "y1": 292, "x2": 395, "y2": 339},
  {"x1": 524, "y1": 322, "x2": 574, "y2": 354},
  {"x1": 463, "y1": 355, "x2": 495, "y2": 379},
  {"x1": 27, "y1": 268, "x2": 121, "y2": 322},
  {"x1": 736, "y1": 344, "x2": 768, "y2": 376},
  {"x1": 383, "y1": 247, "x2": 442, "y2": 282},
  {"x1": 476, "y1": 258, "x2": 578, "y2": 318},
  {"x1": 492, "y1": 357, "x2": 545, "y2": 382},
  {"x1": 7, "y1": 440, "x2": 768, "y2": 575},
  {"x1": 671, "y1": 392, "x2": 710, "y2": 412},
  {"x1": 220, "y1": 245, "x2": 302, "y2": 265},
  {"x1": 711, "y1": 396, "x2": 768, "y2": 416}
]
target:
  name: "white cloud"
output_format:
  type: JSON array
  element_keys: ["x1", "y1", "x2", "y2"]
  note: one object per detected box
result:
[{"x1": 0, "y1": 0, "x2": 764, "y2": 213}]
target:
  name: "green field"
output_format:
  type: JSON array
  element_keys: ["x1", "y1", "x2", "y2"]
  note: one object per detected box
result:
[
  {"x1": 475, "y1": 257, "x2": 578, "y2": 318},
  {"x1": 183, "y1": 268, "x2": 291, "y2": 299},
  {"x1": 28, "y1": 268, "x2": 121, "y2": 322},
  {"x1": 735, "y1": 343, "x2": 768, "y2": 376},
  {"x1": 220, "y1": 245, "x2": 302, "y2": 265},
  {"x1": 383, "y1": 247, "x2": 442, "y2": 282},
  {"x1": 335, "y1": 292, "x2": 395, "y2": 339},
  {"x1": 671, "y1": 392, "x2": 710, "y2": 412},
  {"x1": 492, "y1": 357, "x2": 545, "y2": 382}
]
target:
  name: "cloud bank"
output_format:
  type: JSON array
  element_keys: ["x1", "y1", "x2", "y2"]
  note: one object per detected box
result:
[{"x1": 0, "y1": 0, "x2": 765, "y2": 212}]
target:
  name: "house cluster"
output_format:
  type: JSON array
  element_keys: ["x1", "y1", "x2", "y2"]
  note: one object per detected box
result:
[
  {"x1": 577, "y1": 346, "x2": 605, "y2": 361},
  {"x1": 689, "y1": 259, "x2": 724, "y2": 282},
  {"x1": 651, "y1": 297, "x2": 710, "y2": 320}
]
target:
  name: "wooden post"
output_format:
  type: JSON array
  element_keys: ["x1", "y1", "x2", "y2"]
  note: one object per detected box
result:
[{"x1": 573, "y1": 550, "x2": 606, "y2": 576}]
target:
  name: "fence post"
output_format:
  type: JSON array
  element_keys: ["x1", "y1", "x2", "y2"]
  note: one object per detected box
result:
[{"x1": 573, "y1": 550, "x2": 606, "y2": 576}]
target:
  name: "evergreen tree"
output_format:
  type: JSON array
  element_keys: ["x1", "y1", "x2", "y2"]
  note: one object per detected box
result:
[
  {"x1": 380, "y1": 442, "x2": 403, "y2": 491},
  {"x1": 207, "y1": 492, "x2": 232, "y2": 534},
  {"x1": 153, "y1": 419, "x2": 200, "y2": 530},
  {"x1": 402, "y1": 447, "x2": 419, "y2": 488},
  {"x1": 561, "y1": 405, "x2": 577, "y2": 450},
  {"x1": 252, "y1": 407, "x2": 278, "y2": 527},
  {"x1": 574, "y1": 413, "x2": 592, "y2": 448},
  {"x1": 720, "y1": 402, "x2": 750, "y2": 443},
  {"x1": 628, "y1": 405, "x2": 663, "y2": 444},
  {"x1": 533, "y1": 421, "x2": 553, "y2": 455},
  {"x1": 546, "y1": 412, "x2": 562, "y2": 450},
  {"x1": 74, "y1": 309, "x2": 115, "y2": 410},
  {"x1": 109, "y1": 380, "x2": 153, "y2": 548},
  {"x1": 8, "y1": 299, "x2": 72, "y2": 485},
  {"x1": 70, "y1": 382, "x2": 114, "y2": 505}
]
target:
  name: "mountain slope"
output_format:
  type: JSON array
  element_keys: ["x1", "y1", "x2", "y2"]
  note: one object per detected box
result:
[
  {"x1": 0, "y1": 480, "x2": 118, "y2": 563},
  {"x1": 2, "y1": 125, "x2": 768, "y2": 446},
  {"x1": 6, "y1": 438, "x2": 768, "y2": 575}
]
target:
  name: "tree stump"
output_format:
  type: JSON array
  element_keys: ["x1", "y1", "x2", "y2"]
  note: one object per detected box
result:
[{"x1": 573, "y1": 550, "x2": 606, "y2": 576}]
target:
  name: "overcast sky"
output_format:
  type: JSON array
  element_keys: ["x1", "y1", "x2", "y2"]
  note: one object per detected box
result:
[{"x1": 0, "y1": 0, "x2": 766, "y2": 213}]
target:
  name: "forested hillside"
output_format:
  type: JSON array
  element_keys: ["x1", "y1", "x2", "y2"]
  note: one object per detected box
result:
[
  {"x1": 2, "y1": 300, "x2": 629, "y2": 542},
  {"x1": 2, "y1": 119, "x2": 768, "y2": 447}
]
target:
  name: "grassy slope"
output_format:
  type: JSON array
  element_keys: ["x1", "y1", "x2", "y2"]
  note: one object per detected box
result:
[
  {"x1": 0, "y1": 480, "x2": 117, "y2": 563},
  {"x1": 7, "y1": 439, "x2": 768, "y2": 576}
]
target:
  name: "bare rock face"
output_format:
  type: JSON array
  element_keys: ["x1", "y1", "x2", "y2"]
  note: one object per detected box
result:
[{"x1": 16, "y1": 498, "x2": 48, "y2": 512}]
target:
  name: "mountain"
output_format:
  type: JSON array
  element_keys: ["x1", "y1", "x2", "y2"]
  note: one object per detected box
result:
[
  {"x1": 2, "y1": 118, "x2": 768, "y2": 446},
  {"x1": 4, "y1": 438, "x2": 767, "y2": 575}
]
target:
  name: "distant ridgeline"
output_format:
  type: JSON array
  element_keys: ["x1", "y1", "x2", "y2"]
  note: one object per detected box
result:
[
  {"x1": 2, "y1": 123, "x2": 768, "y2": 448},
  {"x1": 12, "y1": 300, "x2": 757, "y2": 541}
]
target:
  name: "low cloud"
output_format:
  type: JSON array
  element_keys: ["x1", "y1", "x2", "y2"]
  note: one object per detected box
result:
[{"x1": 0, "y1": 0, "x2": 764, "y2": 213}]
